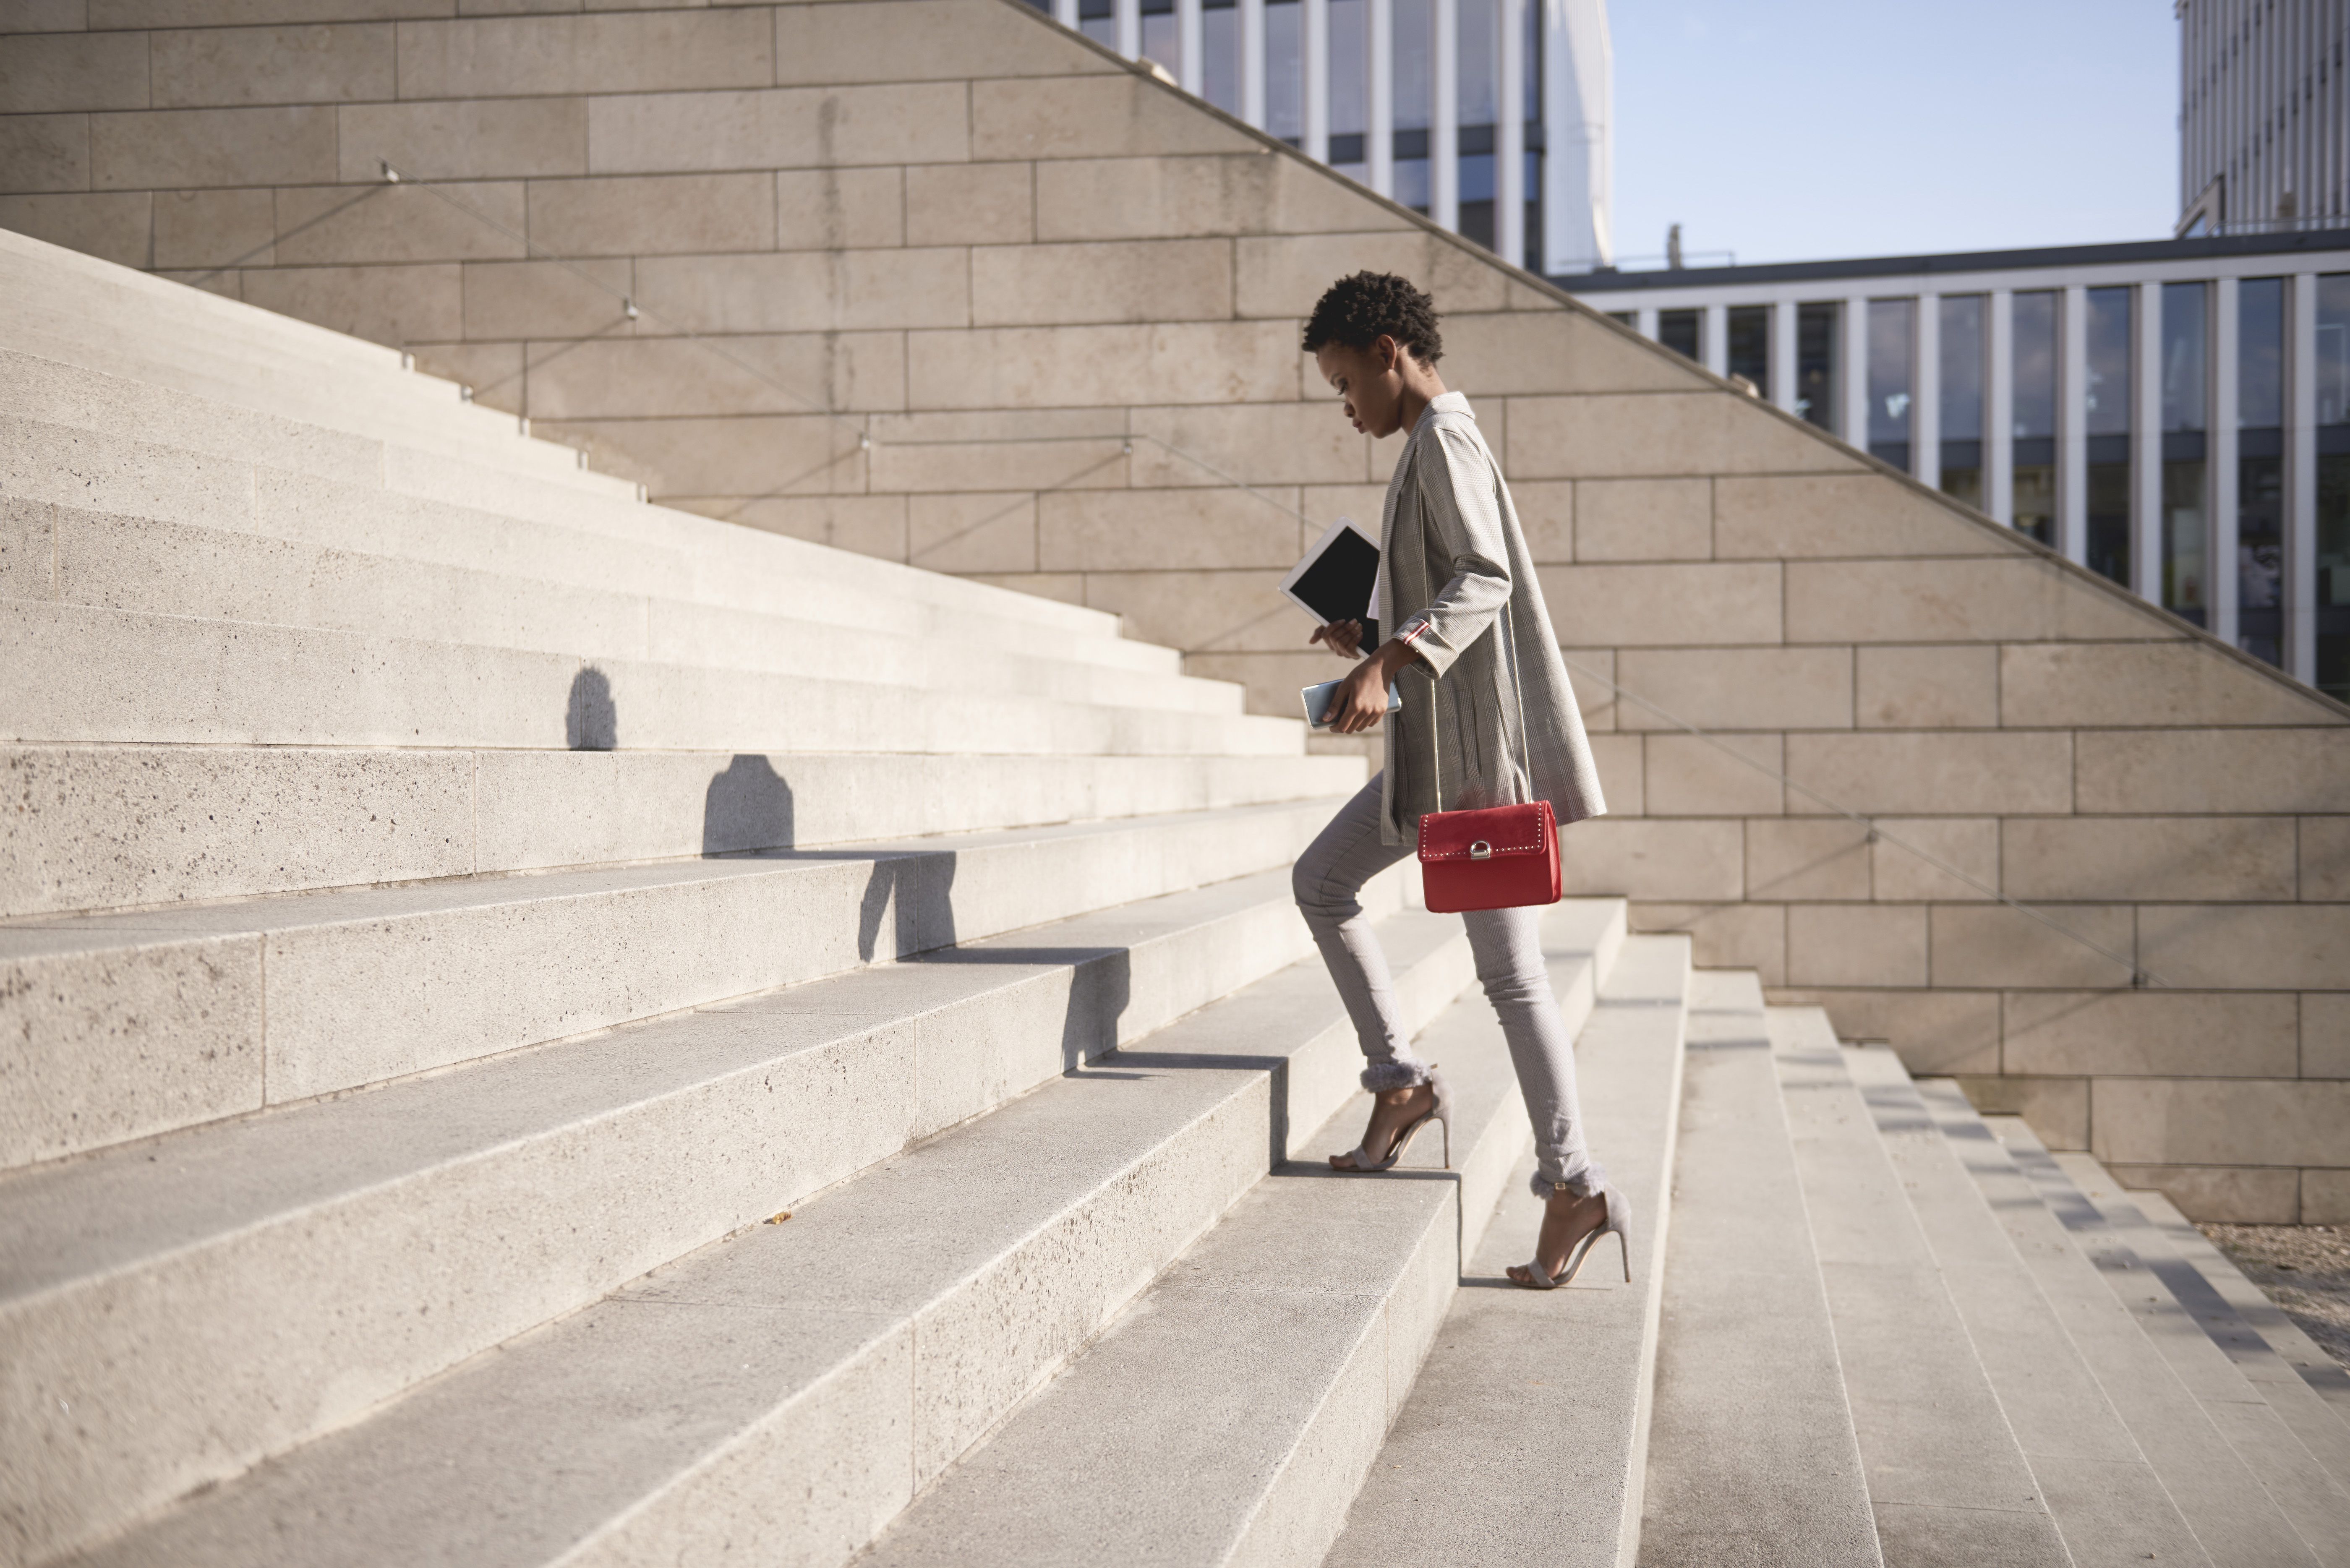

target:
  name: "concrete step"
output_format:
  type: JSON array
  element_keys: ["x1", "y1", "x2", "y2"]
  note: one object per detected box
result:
[
  {"x1": 0, "y1": 743, "x2": 1364, "y2": 918},
  {"x1": 856, "y1": 911, "x2": 1645, "y2": 1568},
  {"x1": 0, "y1": 599, "x2": 1298, "y2": 755},
  {"x1": 2, "y1": 307, "x2": 627, "y2": 491},
  {"x1": 2050, "y1": 1155, "x2": 2350, "y2": 1426},
  {"x1": 1, "y1": 796, "x2": 1345, "y2": 1169},
  {"x1": 2, "y1": 404, "x2": 1150, "y2": 668},
  {"x1": 1839, "y1": 1044, "x2": 2226, "y2": 1567},
  {"x1": 1988, "y1": 1122, "x2": 2350, "y2": 1555},
  {"x1": 4, "y1": 868, "x2": 1450, "y2": 1565},
  {"x1": 1769, "y1": 1009, "x2": 2070, "y2": 1568},
  {"x1": 33, "y1": 903, "x2": 1556, "y2": 1568},
  {"x1": 1635, "y1": 974, "x2": 1883, "y2": 1568},
  {"x1": 3, "y1": 498, "x2": 1240, "y2": 718},
  {"x1": 1321, "y1": 932, "x2": 1689, "y2": 1568},
  {"x1": 0, "y1": 234, "x2": 618, "y2": 485},
  {"x1": 1899, "y1": 1076, "x2": 2326, "y2": 1567}
]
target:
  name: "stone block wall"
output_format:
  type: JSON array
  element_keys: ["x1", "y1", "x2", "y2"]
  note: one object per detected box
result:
[{"x1": 3, "y1": 0, "x2": 2347, "y2": 1221}]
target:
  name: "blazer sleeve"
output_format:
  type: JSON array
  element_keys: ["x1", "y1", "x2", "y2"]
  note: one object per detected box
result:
[{"x1": 1388, "y1": 421, "x2": 1512, "y2": 680}]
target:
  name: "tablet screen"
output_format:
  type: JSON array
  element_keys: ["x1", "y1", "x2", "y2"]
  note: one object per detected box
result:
[{"x1": 1282, "y1": 519, "x2": 1380, "y2": 624}]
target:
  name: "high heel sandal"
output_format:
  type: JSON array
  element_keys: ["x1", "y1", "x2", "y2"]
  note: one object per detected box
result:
[
  {"x1": 1514, "y1": 1182, "x2": 1630, "y2": 1289},
  {"x1": 1330, "y1": 1067, "x2": 1452, "y2": 1172}
]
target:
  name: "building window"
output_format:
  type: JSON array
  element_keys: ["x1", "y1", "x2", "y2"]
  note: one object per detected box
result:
[
  {"x1": 1079, "y1": 0, "x2": 1114, "y2": 50},
  {"x1": 1795, "y1": 301, "x2": 1838, "y2": 433},
  {"x1": 1458, "y1": 143, "x2": 1495, "y2": 250},
  {"x1": 1140, "y1": 0, "x2": 1180, "y2": 78},
  {"x1": 1392, "y1": 0, "x2": 1431, "y2": 212},
  {"x1": 1606, "y1": 310, "x2": 1635, "y2": 327},
  {"x1": 2084, "y1": 286, "x2": 2132, "y2": 586},
  {"x1": 1939, "y1": 295, "x2": 1985, "y2": 509},
  {"x1": 1658, "y1": 309, "x2": 1700, "y2": 362},
  {"x1": 2319, "y1": 274, "x2": 2350, "y2": 699},
  {"x1": 1329, "y1": 0, "x2": 1370, "y2": 177},
  {"x1": 2162, "y1": 280, "x2": 2209, "y2": 628},
  {"x1": 2240, "y1": 277, "x2": 2286, "y2": 666},
  {"x1": 1456, "y1": 0, "x2": 1499, "y2": 248},
  {"x1": 1867, "y1": 297, "x2": 1914, "y2": 472},
  {"x1": 1202, "y1": 0, "x2": 1241, "y2": 114},
  {"x1": 2012, "y1": 290, "x2": 2058, "y2": 547},
  {"x1": 1266, "y1": 0, "x2": 1303, "y2": 143},
  {"x1": 1728, "y1": 305, "x2": 1768, "y2": 394}
]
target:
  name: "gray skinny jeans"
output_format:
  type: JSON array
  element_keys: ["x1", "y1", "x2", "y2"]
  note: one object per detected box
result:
[{"x1": 1292, "y1": 773, "x2": 1606, "y2": 1199}]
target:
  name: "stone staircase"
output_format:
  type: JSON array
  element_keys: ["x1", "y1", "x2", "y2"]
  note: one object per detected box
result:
[{"x1": 5, "y1": 233, "x2": 2350, "y2": 1568}]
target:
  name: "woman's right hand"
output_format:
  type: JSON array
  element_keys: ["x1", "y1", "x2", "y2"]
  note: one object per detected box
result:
[{"x1": 1311, "y1": 619, "x2": 1364, "y2": 660}]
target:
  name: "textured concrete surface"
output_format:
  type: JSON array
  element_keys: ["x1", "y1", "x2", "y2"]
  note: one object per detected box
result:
[
  {"x1": 1909, "y1": 1078, "x2": 2324, "y2": 1565},
  {"x1": 853, "y1": 926, "x2": 1577, "y2": 1568},
  {"x1": 1635, "y1": 972, "x2": 1882, "y2": 1568},
  {"x1": 39, "y1": 905, "x2": 1491, "y2": 1568},
  {"x1": 2099, "y1": 1175, "x2": 2350, "y2": 1421},
  {"x1": 1990, "y1": 1119, "x2": 2350, "y2": 1562},
  {"x1": 1771, "y1": 1009, "x2": 2068, "y2": 1568},
  {"x1": 0, "y1": 743, "x2": 1362, "y2": 916},
  {"x1": 0, "y1": 800, "x2": 1342, "y2": 1164},
  {"x1": 1323, "y1": 934, "x2": 1689, "y2": 1568},
  {"x1": 1841, "y1": 1047, "x2": 2216, "y2": 1567}
]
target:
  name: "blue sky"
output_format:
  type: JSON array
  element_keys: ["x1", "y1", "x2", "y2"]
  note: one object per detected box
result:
[{"x1": 1607, "y1": 0, "x2": 2179, "y2": 266}]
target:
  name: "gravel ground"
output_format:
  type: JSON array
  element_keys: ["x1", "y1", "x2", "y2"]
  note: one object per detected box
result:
[{"x1": 2200, "y1": 1224, "x2": 2350, "y2": 1370}]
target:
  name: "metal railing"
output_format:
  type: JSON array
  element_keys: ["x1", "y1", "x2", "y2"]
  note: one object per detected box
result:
[{"x1": 215, "y1": 162, "x2": 2154, "y2": 990}]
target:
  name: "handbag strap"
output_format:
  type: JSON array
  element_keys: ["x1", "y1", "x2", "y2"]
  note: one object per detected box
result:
[
  {"x1": 1419, "y1": 598, "x2": 1536, "y2": 820},
  {"x1": 1407, "y1": 434, "x2": 1535, "y2": 822}
]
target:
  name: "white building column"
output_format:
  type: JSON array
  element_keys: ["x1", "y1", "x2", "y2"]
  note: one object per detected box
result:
[
  {"x1": 1841, "y1": 295, "x2": 1869, "y2": 446},
  {"x1": 1115, "y1": 0, "x2": 1140, "y2": 57},
  {"x1": 1496, "y1": 0, "x2": 1525, "y2": 268},
  {"x1": 1635, "y1": 304, "x2": 1657, "y2": 342},
  {"x1": 2059, "y1": 284, "x2": 2088, "y2": 564},
  {"x1": 1178, "y1": 0, "x2": 1204, "y2": 92},
  {"x1": 1431, "y1": 0, "x2": 1457, "y2": 228},
  {"x1": 2290, "y1": 270, "x2": 2319, "y2": 682},
  {"x1": 2133, "y1": 280, "x2": 2164, "y2": 603},
  {"x1": 2214, "y1": 275, "x2": 2241, "y2": 647},
  {"x1": 1701, "y1": 303, "x2": 1726, "y2": 377},
  {"x1": 1367, "y1": 0, "x2": 1393, "y2": 194},
  {"x1": 1541, "y1": 0, "x2": 1610, "y2": 272},
  {"x1": 1915, "y1": 291, "x2": 1941, "y2": 488},
  {"x1": 1241, "y1": 0, "x2": 1266, "y2": 126},
  {"x1": 1304, "y1": 0, "x2": 1330, "y2": 161},
  {"x1": 1054, "y1": 0, "x2": 1077, "y2": 28},
  {"x1": 1770, "y1": 297, "x2": 1798, "y2": 412},
  {"x1": 1989, "y1": 289, "x2": 2016, "y2": 526}
]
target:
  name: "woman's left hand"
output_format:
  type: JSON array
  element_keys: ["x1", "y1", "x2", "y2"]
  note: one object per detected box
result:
[{"x1": 1326, "y1": 642, "x2": 1415, "y2": 734}]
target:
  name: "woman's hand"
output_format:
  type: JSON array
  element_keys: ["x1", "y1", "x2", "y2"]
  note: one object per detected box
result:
[
  {"x1": 1326, "y1": 640, "x2": 1420, "y2": 734},
  {"x1": 1310, "y1": 619, "x2": 1364, "y2": 660}
]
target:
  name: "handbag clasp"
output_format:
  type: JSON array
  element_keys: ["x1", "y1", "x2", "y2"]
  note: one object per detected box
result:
[{"x1": 1469, "y1": 840, "x2": 1492, "y2": 860}]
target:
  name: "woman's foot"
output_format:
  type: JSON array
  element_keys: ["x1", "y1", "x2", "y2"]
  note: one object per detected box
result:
[
  {"x1": 1329, "y1": 1083, "x2": 1436, "y2": 1171},
  {"x1": 1507, "y1": 1185, "x2": 1611, "y2": 1287}
]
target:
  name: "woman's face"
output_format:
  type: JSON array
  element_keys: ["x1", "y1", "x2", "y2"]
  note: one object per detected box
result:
[{"x1": 1315, "y1": 337, "x2": 1408, "y2": 439}]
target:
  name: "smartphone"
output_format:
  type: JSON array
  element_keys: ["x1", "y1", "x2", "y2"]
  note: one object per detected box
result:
[{"x1": 1302, "y1": 680, "x2": 1403, "y2": 730}]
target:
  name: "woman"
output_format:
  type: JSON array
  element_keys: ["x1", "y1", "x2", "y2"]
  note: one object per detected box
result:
[{"x1": 1293, "y1": 270, "x2": 1624, "y2": 1291}]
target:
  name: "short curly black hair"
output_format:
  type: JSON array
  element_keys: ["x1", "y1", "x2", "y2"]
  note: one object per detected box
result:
[{"x1": 1300, "y1": 271, "x2": 1444, "y2": 364}]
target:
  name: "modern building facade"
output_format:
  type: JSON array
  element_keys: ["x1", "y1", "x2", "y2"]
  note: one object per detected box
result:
[
  {"x1": 2176, "y1": 0, "x2": 2348, "y2": 237},
  {"x1": 1557, "y1": 231, "x2": 2350, "y2": 702},
  {"x1": 1016, "y1": 0, "x2": 1611, "y2": 272}
]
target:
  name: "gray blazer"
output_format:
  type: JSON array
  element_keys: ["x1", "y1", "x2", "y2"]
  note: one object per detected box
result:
[{"x1": 1376, "y1": 391, "x2": 1607, "y2": 846}]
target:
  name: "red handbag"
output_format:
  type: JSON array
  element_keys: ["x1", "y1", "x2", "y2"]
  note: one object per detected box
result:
[
  {"x1": 1409, "y1": 631, "x2": 1561, "y2": 913},
  {"x1": 1418, "y1": 798, "x2": 1561, "y2": 913}
]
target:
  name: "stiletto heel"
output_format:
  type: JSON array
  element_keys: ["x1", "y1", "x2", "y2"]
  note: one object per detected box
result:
[
  {"x1": 1514, "y1": 1183, "x2": 1629, "y2": 1290},
  {"x1": 1332, "y1": 1067, "x2": 1452, "y2": 1173}
]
